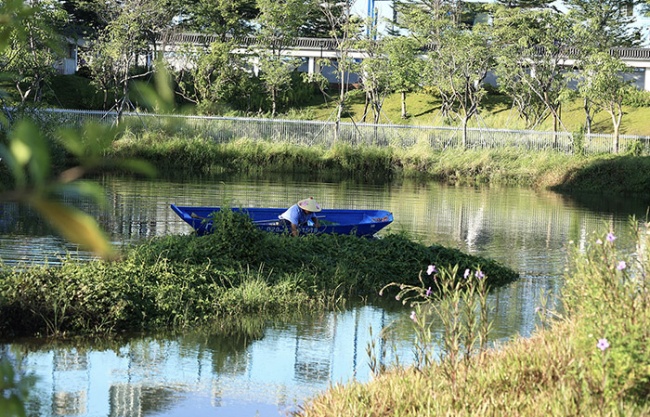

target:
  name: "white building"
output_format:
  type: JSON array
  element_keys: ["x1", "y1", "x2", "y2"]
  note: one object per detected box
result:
[{"x1": 350, "y1": 0, "x2": 650, "y2": 45}]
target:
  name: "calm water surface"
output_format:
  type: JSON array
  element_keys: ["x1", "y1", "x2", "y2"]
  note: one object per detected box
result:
[{"x1": 3, "y1": 174, "x2": 649, "y2": 417}]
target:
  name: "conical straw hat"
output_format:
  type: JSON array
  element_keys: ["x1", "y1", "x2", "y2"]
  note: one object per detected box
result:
[{"x1": 297, "y1": 197, "x2": 322, "y2": 212}]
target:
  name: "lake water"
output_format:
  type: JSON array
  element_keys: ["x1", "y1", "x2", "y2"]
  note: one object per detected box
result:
[{"x1": 2, "y1": 173, "x2": 649, "y2": 417}]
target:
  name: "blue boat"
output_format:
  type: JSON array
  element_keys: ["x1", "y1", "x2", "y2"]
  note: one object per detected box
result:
[{"x1": 170, "y1": 204, "x2": 393, "y2": 237}]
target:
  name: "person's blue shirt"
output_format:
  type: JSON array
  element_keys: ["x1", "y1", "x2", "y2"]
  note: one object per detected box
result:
[{"x1": 279, "y1": 204, "x2": 313, "y2": 226}]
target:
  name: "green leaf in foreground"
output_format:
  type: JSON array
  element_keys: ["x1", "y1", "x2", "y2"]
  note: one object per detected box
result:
[{"x1": 29, "y1": 197, "x2": 114, "y2": 259}]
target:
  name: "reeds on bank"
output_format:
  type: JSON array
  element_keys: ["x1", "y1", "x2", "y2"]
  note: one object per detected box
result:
[{"x1": 110, "y1": 131, "x2": 650, "y2": 194}]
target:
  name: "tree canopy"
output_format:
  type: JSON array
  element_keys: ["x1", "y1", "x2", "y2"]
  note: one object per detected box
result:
[{"x1": 1, "y1": 0, "x2": 647, "y2": 141}]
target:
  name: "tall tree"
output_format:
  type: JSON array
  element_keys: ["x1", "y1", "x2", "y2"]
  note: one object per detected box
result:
[
  {"x1": 59, "y1": 0, "x2": 106, "y2": 38},
  {"x1": 255, "y1": 0, "x2": 312, "y2": 117},
  {"x1": 492, "y1": 6, "x2": 575, "y2": 135},
  {"x1": 174, "y1": 39, "x2": 256, "y2": 114},
  {"x1": 357, "y1": 34, "x2": 422, "y2": 122},
  {"x1": 298, "y1": 2, "x2": 346, "y2": 38},
  {"x1": 382, "y1": 36, "x2": 422, "y2": 119},
  {"x1": 394, "y1": 0, "x2": 457, "y2": 40},
  {"x1": 564, "y1": 0, "x2": 643, "y2": 130},
  {"x1": 392, "y1": 0, "x2": 460, "y2": 125},
  {"x1": 172, "y1": 0, "x2": 258, "y2": 38},
  {"x1": 0, "y1": 0, "x2": 68, "y2": 104},
  {"x1": 85, "y1": 0, "x2": 175, "y2": 115},
  {"x1": 357, "y1": 31, "x2": 391, "y2": 125},
  {"x1": 426, "y1": 26, "x2": 493, "y2": 147},
  {"x1": 316, "y1": 0, "x2": 362, "y2": 139},
  {"x1": 565, "y1": 0, "x2": 643, "y2": 50},
  {"x1": 576, "y1": 52, "x2": 633, "y2": 153}
]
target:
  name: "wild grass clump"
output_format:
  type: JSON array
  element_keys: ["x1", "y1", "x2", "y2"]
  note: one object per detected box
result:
[
  {"x1": 323, "y1": 143, "x2": 395, "y2": 176},
  {"x1": 393, "y1": 147, "x2": 582, "y2": 187},
  {"x1": 562, "y1": 221, "x2": 650, "y2": 405},
  {"x1": 111, "y1": 133, "x2": 398, "y2": 178},
  {"x1": 296, "y1": 219, "x2": 650, "y2": 417},
  {"x1": 0, "y1": 211, "x2": 517, "y2": 338},
  {"x1": 550, "y1": 154, "x2": 650, "y2": 194}
]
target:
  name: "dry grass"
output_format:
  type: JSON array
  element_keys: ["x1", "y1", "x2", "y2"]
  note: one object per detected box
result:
[
  {"x1": 297, "y1": 224, "x2": 650, "y2": 417},
  {"x1": 298, "y1": 320, "x2": 648, "y2": 417}
]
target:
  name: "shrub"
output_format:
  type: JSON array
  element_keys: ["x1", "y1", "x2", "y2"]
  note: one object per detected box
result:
[{"x1": 623, "y1": 89, "x2": 650, "y2": 107}]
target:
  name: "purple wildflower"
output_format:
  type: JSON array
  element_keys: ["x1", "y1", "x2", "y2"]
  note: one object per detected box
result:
[
  {"x1": 427, "y1": 265, "x2": 436, "y2": 276},
  {"x1": 425, "y1": 286, "x2": 432, "y2": 297},
  {"x1": 606, "y1": 232, "x2": 616, "y2": 243},
  {"x1": 464, "y1": 269, "x2": 470, "y2": 279},
  {"x1": 617, "y1": 261, "x2": 626, "y2": 271},
  {"x1": 596, "y1": 239, "x2": 603, "y2": 245},
  {"x1": 597, "y1": 338, "x2": 610, "y2": 351},
  {"x1": 410, "y1": 311, "x2": 417, "y2": 322},
  {"x1": 476, "y1": 270, "x2": 485, "y2": 280}
]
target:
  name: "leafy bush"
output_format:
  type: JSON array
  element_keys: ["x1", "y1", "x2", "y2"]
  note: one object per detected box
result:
[
  {"x1": 623, "y1": 89, "x2": 650, "y2": 107},
  {"x1": 46, "y1": 75, "x2": 108, "y2": 110}
]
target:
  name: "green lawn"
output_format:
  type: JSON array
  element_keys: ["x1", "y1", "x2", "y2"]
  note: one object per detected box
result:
[
  {"x1": 303, "y1": 90, "x2": 650, "y2": 136},
  {"x1": 41, "y1": 74, "x2": 650, "y2": 136}
]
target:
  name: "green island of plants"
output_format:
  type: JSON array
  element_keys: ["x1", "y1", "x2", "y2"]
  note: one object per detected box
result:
[{"x1": 0, "y1": 209, "x2": 517, "y2": 338}]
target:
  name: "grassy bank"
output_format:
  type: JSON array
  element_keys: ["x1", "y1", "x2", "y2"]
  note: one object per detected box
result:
[
  {"x1": 110, "y1": 132, "x2": 650, "y2": 195},
  {"x1": 0, "y1": 210, "x2": 517, "y2": 338},
  {"x1": 9, "y1": 104, "x2": 648, "y2": 195},
  {"x1": 308, "y1": 90, "x2": 650, "y2": 136},
  {"x1": 42, "y1": 76, "x2": 650, "y2": 136},
  {"x1": 296, "y1": 222, "x2": 650, "y2": 417}
]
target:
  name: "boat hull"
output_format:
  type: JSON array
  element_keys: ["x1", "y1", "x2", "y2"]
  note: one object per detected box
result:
[{"x1": 170, "y1": 204, "x2": 393, "y2": 237}]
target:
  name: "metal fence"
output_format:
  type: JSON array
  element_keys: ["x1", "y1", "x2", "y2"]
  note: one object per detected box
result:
[{"x1": 21, "y1": 108, "x2": 650, "y2": 155}]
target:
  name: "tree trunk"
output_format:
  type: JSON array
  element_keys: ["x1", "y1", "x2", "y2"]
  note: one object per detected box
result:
[
  {"x1": 462, "y1": 117, "x2": 468, "y2": 149},
  {"x1": 583, "y1": 97, "x2": 592, "y2": 134},
  {"x1": 335, "y1": 101, "x2": 343, "y2": 142},
  {"x1": 271, "y1": 89, "x2": 277, "y2": 118},
  {"x1": 361, "y1": 91, "x2": 370, "y2": 123},
  {"x1": 401, "y1": 91, "x2": 407, "y2": 119},
  {"x1": 335, "y1": 82, "x2": 345, "y2": 142},
  {"x1": 612, "y1": 110, "x2": 622, "y2": 153},
  {"x1": 373, "y1": 98, "x2": 380, "y2": 125}
]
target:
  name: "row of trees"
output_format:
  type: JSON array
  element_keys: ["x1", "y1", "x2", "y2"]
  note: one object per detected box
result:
[{"x1": 2, "y1": 0, "x2": 649, "y2": 150}]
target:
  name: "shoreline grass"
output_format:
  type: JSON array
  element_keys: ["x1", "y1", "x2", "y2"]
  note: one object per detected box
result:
[
  {"x1": 295, "y1": 221, "x2": 650, "y2": 417},
  {"x1": 109, "y1": 132, "x2": 650, "y2": 196}
]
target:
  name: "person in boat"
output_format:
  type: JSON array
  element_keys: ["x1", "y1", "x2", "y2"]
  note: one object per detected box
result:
[{"x1": 279, "y1": 197, "x2": 322, "y2": 236}]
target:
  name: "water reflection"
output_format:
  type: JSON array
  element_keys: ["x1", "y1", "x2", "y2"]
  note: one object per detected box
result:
[
  {"x1": 10, "y1": 306, "x2": 415, "y2": 417},
  {"x1": 2, "y1": 174, "x2": 649, "y2": 417}
]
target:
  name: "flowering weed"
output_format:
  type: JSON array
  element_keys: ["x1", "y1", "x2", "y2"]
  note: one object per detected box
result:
[{"x1": 380, "y1": 263, "x2": 491, "y2": 404}]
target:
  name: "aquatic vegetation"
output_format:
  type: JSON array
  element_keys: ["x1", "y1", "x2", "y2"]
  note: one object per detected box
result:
[{"x1": 0, "y1": 211, "x2": 517, "y2": 338}]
